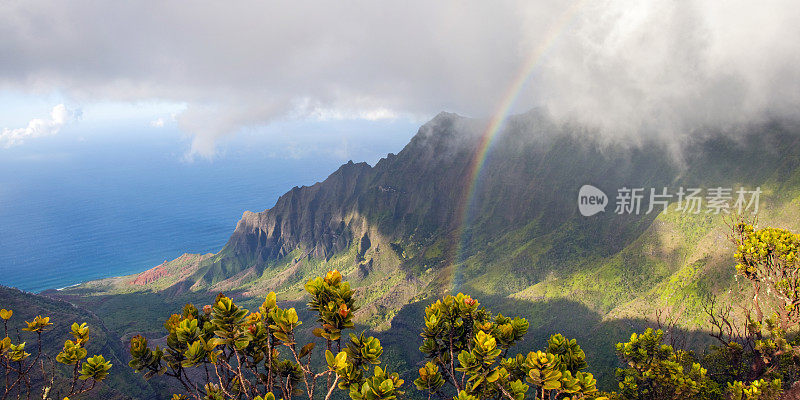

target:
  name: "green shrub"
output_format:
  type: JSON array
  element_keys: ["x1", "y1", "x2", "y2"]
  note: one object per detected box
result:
[
  {"x1": 0, "y1": 309, "x2": 110, "y2": 399},
  {"x1": 128, "y1": 270, "x2": 401, "y2": 400},
  {"x1": 414, "y1": 293, "x2": 601, "y2": 400}
]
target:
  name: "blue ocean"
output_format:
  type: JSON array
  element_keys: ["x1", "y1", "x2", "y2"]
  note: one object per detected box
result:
[{"x1": 0, "y1": 118, "x2": 416, "y2": 293}]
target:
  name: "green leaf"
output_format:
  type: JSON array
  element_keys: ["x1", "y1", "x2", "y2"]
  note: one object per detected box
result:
[
  {"x1": 325, "y1": 349, "x2": 335, "y2": 367},
  {"x1": 300, "y1": 343, "x2": 315, "y2": 359}
]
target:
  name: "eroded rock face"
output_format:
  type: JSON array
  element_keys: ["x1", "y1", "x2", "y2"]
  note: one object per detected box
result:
[
  {"x1": 209, "y1": 110, "x2": 671, "y2": 283},
  {"x1": 225, "y1": 160, "x2": 373, "y2": 264},
  {"x1": 207, "y1": 112, "x2": 485, "y2": 282}
]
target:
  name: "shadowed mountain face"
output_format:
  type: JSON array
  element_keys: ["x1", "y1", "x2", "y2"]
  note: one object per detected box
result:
[
  {"x1": 202, "y1": 111, "x2": 679, "y2": 287},
  {"x1": 202, "y1": 111, "x2": 800, "y2": 295},
  {"x1": 216, "y1": 113, "x2": 480, "y2": 268}
]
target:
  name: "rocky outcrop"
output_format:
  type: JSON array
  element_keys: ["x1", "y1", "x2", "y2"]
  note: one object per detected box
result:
[
  {"x1": 197, "y1": 112, "x2": 486, "y2": 284},
  {"x1": 227, "y1": 160, "x2": 373, "y2": 264}
]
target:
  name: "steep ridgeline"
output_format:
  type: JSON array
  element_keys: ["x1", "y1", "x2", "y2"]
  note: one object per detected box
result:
[
  {"x1": 176, "y1": 110, "x2": 682, "y2": 311},
  {"x1": 61, "y1": 111, "x2": 800, "y2": 333},
  {"x1": 212, "y1": 115, "x2": 485, "y2": 269}
]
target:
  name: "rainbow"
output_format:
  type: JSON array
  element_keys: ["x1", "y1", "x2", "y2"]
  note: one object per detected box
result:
[{"x1": 445, "y1": 1, "x2": 587, "y2": 289}]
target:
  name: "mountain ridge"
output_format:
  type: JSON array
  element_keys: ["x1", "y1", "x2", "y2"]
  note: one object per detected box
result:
[{"x1": 57, "y1": 111, "x2": 800, "y2": 309}]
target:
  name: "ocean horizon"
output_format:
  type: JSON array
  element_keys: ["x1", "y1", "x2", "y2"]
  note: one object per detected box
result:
[{"x1": 0, "y1": 119, "x2": 416, "y2": 293}]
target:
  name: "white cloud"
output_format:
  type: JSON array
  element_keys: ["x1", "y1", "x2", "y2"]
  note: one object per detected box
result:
[
  {"x1": 536, "y1": 0, "x2": 800, "y2": 142},
  {"x1": 1, "y1": 104, "x2": 77, "y2": 148},
  {"x1": 149, "y1": 117, "x2": 165, "y2": 128},
  {"x1": 0, "y1": 1, "x2": 798, "y2": 156},
  {"x1": 307, "y1": 107, "x2": 399, "y2": 122}
]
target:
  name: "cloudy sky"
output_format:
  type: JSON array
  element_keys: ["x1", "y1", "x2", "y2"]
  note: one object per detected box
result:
[{"x1": 1, "y1": 0, "x2": 799, "y2": 160}]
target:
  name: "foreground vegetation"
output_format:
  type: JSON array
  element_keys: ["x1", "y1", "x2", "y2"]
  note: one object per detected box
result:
[
  {"x1": 116, "y1": 221, "x2": 800, "y2": 400},
  {"x1": 0, "y1": 310, "x2": 111, "y2": 399},
  {"x1": 6, "y1": 220, "x2": 800, "y2": 400}
]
